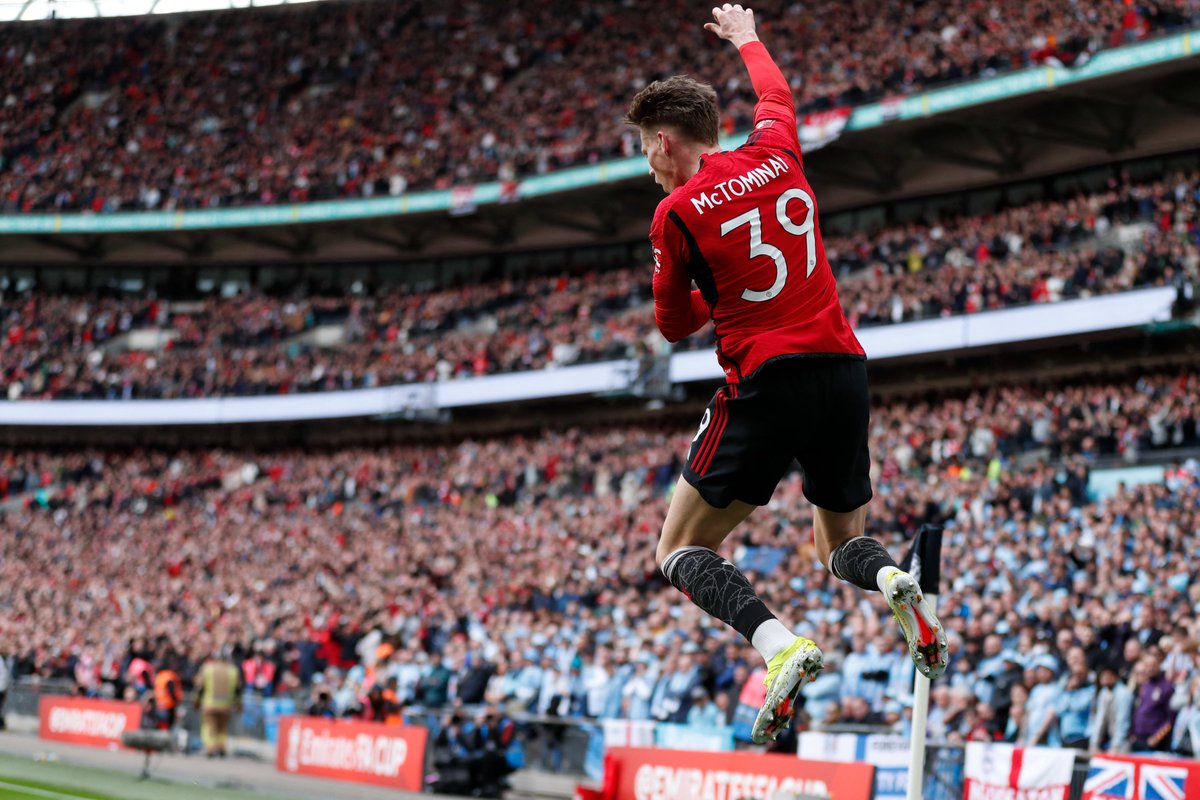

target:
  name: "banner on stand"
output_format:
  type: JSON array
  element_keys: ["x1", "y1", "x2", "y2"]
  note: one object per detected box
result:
[
  {"x1": 1084, "y1": 753, "x2": 1200, "y2": 800},
  {"x1": 964, "y1": 742, "x2": 1076, "y2": 800}
]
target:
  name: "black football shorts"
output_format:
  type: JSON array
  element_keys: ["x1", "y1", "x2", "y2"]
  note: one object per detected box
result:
[{"x1": 682, "y1": 356, "x2": 872, "y2": 512}]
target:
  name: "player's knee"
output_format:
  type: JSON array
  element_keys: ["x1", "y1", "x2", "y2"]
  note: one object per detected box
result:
[
  {"x1": 813, "y1": 506, "x2": 866, "y2": 565},
  {"x1": 655, "y1": 530, "x2": 695, "y2": 571},
  {"x1": 656, "y1": 529, "x2": 715, "y2": 574},
  {"x1": 815, "y1": 533, "x2": 850, "y2": 570},
  {"x1": 654, "y1": 538, "x2": 674, "y2": 571}
]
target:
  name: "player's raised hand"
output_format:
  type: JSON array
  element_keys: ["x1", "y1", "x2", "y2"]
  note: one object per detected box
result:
[{"x1": 704, "y1": 4, "x2": 759, "y2": 48}]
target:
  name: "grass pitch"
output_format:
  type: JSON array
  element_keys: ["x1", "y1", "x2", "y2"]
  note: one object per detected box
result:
[
  {"x1": 0, "y1": 777, "x2": 119, "y2": 800},
  {"x1": 0, "y1": 754, "x2": 290, "y2": 800}
]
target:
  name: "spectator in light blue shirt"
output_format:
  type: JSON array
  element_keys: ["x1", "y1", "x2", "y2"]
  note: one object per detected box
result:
[
  {"x1": 883, "y1": 637, "x2": 915, "y2": 701},
  {"x1": 686, "y1": 689, "x2": 724, "y2": 730},
  {"x1": 621, "y1": 659, "x2": 655, "y2": 721},
  {"x1": 841, "y1": 634, "x2": 887, "y2": 709},
  {"x1": 652, "y1": 652, "x2": 701, "y2": 723},
  {"x1": 802, "y1": 652, "x2": 842, "y2": 727},
  {"x1": 512, "y1": 652, "x2": 545, "y2": 711},
  {"x1": 1057, "y1": 647, "x2": 1096, "y2": 748},
  {"x1": 1023, "y1": 655, "x2": 1062, "y2": 746},
  {"x1": 602, "y1": 660, "x2": 632, "y2": 719},
  {"x1": 1089, "y1": 666, "x2": 1133, "y2": 753},
  {"x1": 974, "y1": 635, "x2": 1008, "y2": 706},
  {"x1": 649, "y1": 669, "x2": 672, "y2": 721},
  {"x1": 663, "y1": 653, "x2": 702, "y2": 723}
]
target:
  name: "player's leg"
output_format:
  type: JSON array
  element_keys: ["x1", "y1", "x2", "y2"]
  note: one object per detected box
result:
[
  {"x1": 815, "y1": 504, "x2": 894, "y2": 592},
  {"x1": 819, "y1": 511, "x2": 948, "y2": 681},
  {"x1": 657, "y1": 383, "x2": 800, "y2": 657},
  {"x1": 658, "y1": 382, "x2": 822, "y2": 743},
  {"x1": 656, "y1": 475, "x2": 766, "y2": 647},
  {"x1": 791, "y1": 359, "x2": 889, "y2": 584},
  {"x1": 795, "y1": 360, "x2": 949, "y2": 679},
  {"x1": 657, "y1": 477, "x2": 822, "y2": 743}
]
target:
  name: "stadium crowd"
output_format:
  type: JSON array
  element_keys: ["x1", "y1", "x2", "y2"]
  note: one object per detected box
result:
[
  {"x1": 3, "y1": 0, "x2": 1199, "y2": 211},
  {"x1": 3, "y1": 168, "x2": 1197, "y2": 400},
  {"x1": 0, "y1": 370, "x2": 1198, "y2": 755}
]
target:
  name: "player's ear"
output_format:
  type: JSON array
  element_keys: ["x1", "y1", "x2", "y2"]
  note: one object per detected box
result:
[{"x1": 657, "y1": 130, "x2": 670, "y2": 155}]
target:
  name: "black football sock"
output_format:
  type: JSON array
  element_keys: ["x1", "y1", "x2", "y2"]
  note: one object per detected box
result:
[
  {"x1": 828, "y1": 536, "x2": 898, "y2": 592},
  {"x1": 660, "y1": 546, "x2": 776, "y2": 642}
]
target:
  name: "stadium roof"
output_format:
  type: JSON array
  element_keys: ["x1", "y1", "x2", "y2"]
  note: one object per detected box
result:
[{"x1": 0, "y1": 0, "x2": 323, "y2": 21}]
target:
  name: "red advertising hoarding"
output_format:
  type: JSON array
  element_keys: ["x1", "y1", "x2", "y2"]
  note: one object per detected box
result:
[
  {"x1": 601, "y1": 746, "x2": 875, "y2": 800},
  {"x1": 275, "y1": 715, "x2": 427, "y2": 792},
  {"x1": 38, "y1": 696, "x2": 142, "y2": 750}
]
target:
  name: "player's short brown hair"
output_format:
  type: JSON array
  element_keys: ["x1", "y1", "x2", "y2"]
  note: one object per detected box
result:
[{"x1": 624, "y1": 76, "x2": 720, "y2": 145}]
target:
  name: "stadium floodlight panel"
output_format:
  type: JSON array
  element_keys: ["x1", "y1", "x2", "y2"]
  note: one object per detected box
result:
[{"x1": 0, "y1": 0, "x2": 323, "y2": 20}]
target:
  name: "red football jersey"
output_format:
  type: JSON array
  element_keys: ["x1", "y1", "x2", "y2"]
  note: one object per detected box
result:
[{"x1": 650, "y1": 41, "x2": 864, "y2": 384}]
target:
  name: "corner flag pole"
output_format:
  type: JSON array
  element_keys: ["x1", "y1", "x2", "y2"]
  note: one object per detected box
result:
[
  {"x1": 899, "y1": 525, "x2": 944, "y2": 800},
  {"x1": 906, "y1": 592, "x2": 937, "y2": 800}
]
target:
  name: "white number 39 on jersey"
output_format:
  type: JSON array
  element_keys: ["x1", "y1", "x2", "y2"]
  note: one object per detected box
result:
[{"x1": 719, "y1": 188, "x2": 817, "y2": 303}]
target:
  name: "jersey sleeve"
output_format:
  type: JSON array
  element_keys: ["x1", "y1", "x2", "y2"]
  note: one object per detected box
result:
[
  {"x1": 650, "y1": 201, "x2": 709, "y2": 343},
  {"x1": 739, "y1": 40, "x2": 802, "y2": 157}
]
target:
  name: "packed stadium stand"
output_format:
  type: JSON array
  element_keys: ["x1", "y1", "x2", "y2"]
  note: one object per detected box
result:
[
  {"x1": 3, "y1": 1, "x2": 1200, "y2": 798},
  {"x1": 3, "y1": 0, "x2": 1198, "y2": 211},
  {"x1": 2, "y1": 369, "x2": 1199, "y2": 752},
  {"x1": 12, "y1": 393, "x2": 1197, "y2": 794},
  {"x1": 3, "y1": 165, "x2": 1196, "y2": 399}
]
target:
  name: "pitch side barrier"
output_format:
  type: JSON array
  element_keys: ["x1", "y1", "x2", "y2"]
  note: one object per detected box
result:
[
  {"x1": 13, "y1": 685, "x2": 1200, "y2": 800},
  {"x1": 579, "y1": 741, "x2": 1200, "y2": 800},
  {"x1": 800, "y1": 729, "x2": 1200, "y2": 800},
  {"x1": 0, "y1": 28, "x2": 1196, "y2": 234},
  {"x1": 0, "y1": 287, "x2": 1176, "y2": 427}
]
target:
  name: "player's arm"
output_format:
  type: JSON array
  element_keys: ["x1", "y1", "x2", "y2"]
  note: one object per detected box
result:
[
  {"x1": 706, "y1": 5, "x2": 797, "y2": 131},
  {"x1": 651, "y1": 209, "x2": 709, "y2": 343}
]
